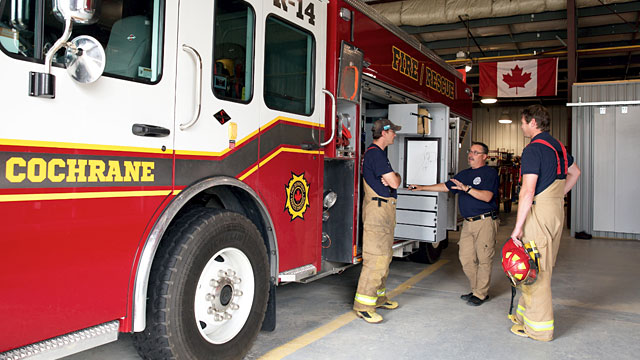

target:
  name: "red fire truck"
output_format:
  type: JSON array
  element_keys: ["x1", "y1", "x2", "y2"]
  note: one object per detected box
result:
[{"x1": 0, "y1": 0, "x2": 472, "y2": 359}]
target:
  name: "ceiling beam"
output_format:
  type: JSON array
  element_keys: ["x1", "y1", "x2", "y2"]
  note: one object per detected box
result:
[
  {"x1": 423, "y1": 23, "x2": 638, "y2": 50},
  {"x1": 440, "y1": 42, "x2": 640, "y2": 60}
]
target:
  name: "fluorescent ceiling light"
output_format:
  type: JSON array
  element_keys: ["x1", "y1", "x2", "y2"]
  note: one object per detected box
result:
[
  {"x1": 498, "y1": 112, "x2": 512, "y2": 124},
  {"x1": 481, "y1": 97, "x2": 497, "y2": 104}
]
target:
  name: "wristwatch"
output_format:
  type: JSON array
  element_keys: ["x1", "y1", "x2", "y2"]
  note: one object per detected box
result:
[{"x1": 466, "y1": 186, "x2": 472, "y2": 193}]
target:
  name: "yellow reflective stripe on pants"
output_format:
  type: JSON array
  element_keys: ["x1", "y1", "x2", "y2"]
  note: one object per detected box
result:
[
  {"x1": 517, "y1": 305, "x2": 554, "y2": 331},
  {"x1": 355, "y1": 293, "x2": 377, "y2": 306},
  {"x1": 377, "y1": 288, "x2": 386, "y2": 297}
]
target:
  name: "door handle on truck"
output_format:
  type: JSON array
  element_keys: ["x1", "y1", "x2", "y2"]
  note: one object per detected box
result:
[
  {"x1": 320, "y1": 89, "x2": 336, "y2": 146},
  {"x1": 179, "y1": 44, "x2": 203, "y2": 130},
  {"x1": 132, "y1": 124, "x2": 171, "y2": 137}
]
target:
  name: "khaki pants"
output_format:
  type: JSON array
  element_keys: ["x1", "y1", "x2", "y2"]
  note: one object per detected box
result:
[
  {"x1": 354, "y1": 182, "x2": 396, "y2": 312},
  {"x1": 459, "y1": 217, "x2": 498, "y2": 299},
  {"x1": 515, "y1": 180, "x2": 565, "y2": 341}
]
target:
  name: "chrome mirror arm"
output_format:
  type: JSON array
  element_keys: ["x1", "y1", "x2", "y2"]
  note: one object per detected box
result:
[{"x1": 44, "y1": 17, "x2": 72, "y2": 74}]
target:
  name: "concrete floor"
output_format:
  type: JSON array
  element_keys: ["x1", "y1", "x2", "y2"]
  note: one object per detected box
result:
[{"x1": 64, "y1": 207, "x2": 640, "y2": 360}]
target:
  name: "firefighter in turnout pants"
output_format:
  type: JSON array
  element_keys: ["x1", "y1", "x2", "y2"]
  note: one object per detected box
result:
[
  {"x1": 354, "y1": 119, "x2": 402, "y2": 324},
  {"x1": 510, "y1": 105, "x2": 581, "y2": 341}
]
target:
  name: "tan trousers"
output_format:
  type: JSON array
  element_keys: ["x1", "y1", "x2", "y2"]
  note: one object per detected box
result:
[
  {"x1": 459, "y1": 217, "x2": 498, "y2": 299},
  {"x1": 515, "y1": 180, "x2": 565, "y2": 341},
  {"x1": 354, "y1": 182, "x2": 396, "y2": 312}
]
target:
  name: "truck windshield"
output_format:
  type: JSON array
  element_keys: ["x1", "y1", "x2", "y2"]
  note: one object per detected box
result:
[{"x1": 0, "y1": 0, "x2": 165, "y2": 83}]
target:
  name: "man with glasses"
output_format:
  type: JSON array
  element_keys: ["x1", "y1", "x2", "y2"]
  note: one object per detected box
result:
[
  {"x1": 354, "y1": 119, "x2": 402, "y2": 323},
  {"x1": 409, "y1": 142, "x2": 498, "y2": 306}
]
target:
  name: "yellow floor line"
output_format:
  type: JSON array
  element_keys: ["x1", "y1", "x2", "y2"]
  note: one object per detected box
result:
[
  {"x1": 258, "y1": 259, "x2": 450, "y2": 360},
  {"x1": 387, "y1": 259, "x2": 449, "y2": 299}
]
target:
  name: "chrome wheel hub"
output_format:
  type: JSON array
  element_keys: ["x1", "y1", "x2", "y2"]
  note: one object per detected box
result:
[{"x1": 194, "y1": 247, "x2": 254, "y2": 344}]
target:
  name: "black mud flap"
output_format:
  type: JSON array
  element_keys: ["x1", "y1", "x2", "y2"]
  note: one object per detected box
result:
[{"x1": 261, "y1": 282, "x2": 276, "y2": 331}]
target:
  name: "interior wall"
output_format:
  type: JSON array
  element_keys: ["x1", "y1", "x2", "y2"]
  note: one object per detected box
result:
[
  {"x1": 571, "y1": 80, "x2": 640, "y2": 240},
  {"x1": 471, "y1": 104, "x2": 569, "y2": 155}
]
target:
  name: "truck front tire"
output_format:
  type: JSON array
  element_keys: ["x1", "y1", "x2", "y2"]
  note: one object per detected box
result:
[{"x1": 134, "y1": 208, "x2": 269, "y2": 360}]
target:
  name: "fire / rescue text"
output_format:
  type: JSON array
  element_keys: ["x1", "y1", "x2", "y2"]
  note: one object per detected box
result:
[
  {"x1": 392, "y1": 46, "x2": 419, "y2": 81},
  {"x1": 423, "y1": 65, "x2": 455, "y2": 100},
  {"x1": 391, "y1": 46, "x2": 455, "y2": 100},
  {"x1": 5, "y1": 157, "x2": 155, "y2": 183}
]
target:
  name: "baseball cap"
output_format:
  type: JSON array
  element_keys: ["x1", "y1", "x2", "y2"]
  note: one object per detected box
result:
[{"x1": 372, "y1": 119, "x2": 402, "y2": 137}]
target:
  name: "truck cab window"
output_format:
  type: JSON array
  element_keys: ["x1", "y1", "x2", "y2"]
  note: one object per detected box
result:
[
  {"x1": 264, "y1": 16, "x2": 315, "y2": 116},
  {"x1": 0, "y1": 0, "x2": 165, "y2": 83},
  {"x1": 213, "y1": 0, "x2": 255, "y2": 103}
]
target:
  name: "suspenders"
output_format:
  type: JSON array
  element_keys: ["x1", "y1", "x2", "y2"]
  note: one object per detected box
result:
[
  {"x1": 361, "y1": 145, "x2": 376, "y2": 171},
  {"x1": 519, "y1": 138, "x2": 568, "y2": 182}
]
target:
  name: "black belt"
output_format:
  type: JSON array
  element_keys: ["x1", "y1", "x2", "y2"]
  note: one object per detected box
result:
[
  {"x1": 465, "y1": 211, "x2": 497, "y2": 222},
  {"x1": 371, "y1": 197, "x2": 396, "y2": 207}
]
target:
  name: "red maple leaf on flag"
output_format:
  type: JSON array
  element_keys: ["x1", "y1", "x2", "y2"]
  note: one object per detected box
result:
[{"x1": 502, "y1": 65, "x2": 532, "y2": 94}]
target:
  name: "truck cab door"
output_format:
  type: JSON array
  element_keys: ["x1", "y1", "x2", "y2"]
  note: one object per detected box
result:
[
  {"x1": 174, "y1": 0, "x2": 262, "y2": 188},
  {"x1": 174, "y1": 0, "x2": 328, "y2": 277},
  {"x1": 258, "y1": 0, "x2": 327, "y2": 276}
]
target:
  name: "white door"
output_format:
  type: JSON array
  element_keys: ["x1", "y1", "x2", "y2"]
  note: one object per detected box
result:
[
  {"x1": 174, "y1": 0, "x2": 263, "y2": 188},
  {"x1": 257, "y1": 0, "x2": 328, "y2": 272},
  {"x1": 174, "y1": 0, "x2": 328, "y2": 273}
]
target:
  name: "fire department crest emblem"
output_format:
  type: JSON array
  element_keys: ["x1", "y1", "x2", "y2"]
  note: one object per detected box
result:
[{"x1": 284, "y1": 172, "x2": 310, "y2": 221}]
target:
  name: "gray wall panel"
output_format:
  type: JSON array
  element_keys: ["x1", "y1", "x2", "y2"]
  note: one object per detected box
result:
[
  {"x1": 573, "y1": 80, "x2": 640, "y2": 102},
  {"x1": 614, "y1": 106, "x2": 640, "y2": 233},
  {"x1": 571, "y1": 106, "x2": 593, "y2": 236},
  {"x1": 592, "y1": 107, "x2": 616, "y2": 232},
  {"x1": 572, "y1": 80, "x2": 640, "y2": 240}
]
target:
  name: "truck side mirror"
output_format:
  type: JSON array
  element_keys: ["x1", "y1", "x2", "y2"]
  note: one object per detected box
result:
[{"x1": 29, "y1": 0, "x2": 105, "y2": 98}]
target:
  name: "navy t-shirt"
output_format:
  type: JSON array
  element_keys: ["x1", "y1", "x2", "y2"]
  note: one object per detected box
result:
[
  {"x1": 445, "y1": 165, "x2": 498, "y2": 218},
  {"x1": 521, "y1": 132, "x2": 574, "y2": 195},
  {"x1": 362, "y1": 144, "x2": 397, "y2": 198}
]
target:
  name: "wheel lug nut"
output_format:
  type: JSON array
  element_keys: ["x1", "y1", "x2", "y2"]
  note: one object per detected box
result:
[
  {"x1": 207, "y1": 307, "x2": 214, "y2": 315},
  {"x1": 233, "y1": 290, "x2": 243, "y2": 297},
  {"x1": 214, "y1": 314, "x2": 224, "y2": 322},
  {"x1": 227, "y1": 269, "x2": 236, "y2": 276},
  {"x1": 230, "y1": 303, "x2": 239, "y2": 311},
  {"x1": 232, "y1": 277, "x2": 241, "y2": 284},
  {"x1": 224, "y1": 312, "x2": 232, "y2": 320},
  {"x1": 206, "y1": 293, "x2": 214, "y2": 301},
  {"x1": 218, "y1": 270, "x2": 227, "y2": 277},
  {"x1": 209, "y1": 279, "x2": 218, "y2": 287}
]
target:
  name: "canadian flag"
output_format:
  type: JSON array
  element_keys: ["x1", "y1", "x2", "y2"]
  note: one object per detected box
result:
[{"x1": 479, "y1": 58, "x2": 558, "y2": 97}]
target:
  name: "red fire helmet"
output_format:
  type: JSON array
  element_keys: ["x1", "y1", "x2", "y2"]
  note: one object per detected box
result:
[{"x1": 501, "y1": 238, "x2": 538, "y2": 286}]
